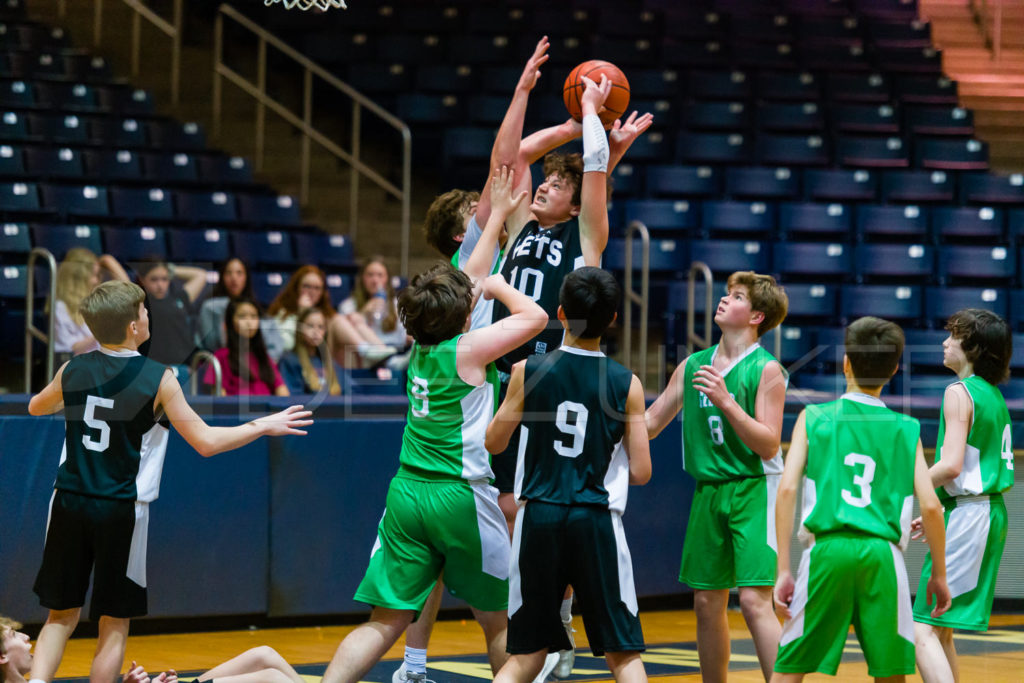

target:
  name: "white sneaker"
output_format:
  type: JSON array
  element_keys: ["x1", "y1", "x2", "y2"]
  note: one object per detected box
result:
[
  {"x1": 554, "y1": 620, "x2": 576, "y2": 678},
  {"x1": 392, "y1": 663, "x2": 434, "y2": 683},
  {"x1": 532, "y1": 652, "x2": 560, "y2": 683}
]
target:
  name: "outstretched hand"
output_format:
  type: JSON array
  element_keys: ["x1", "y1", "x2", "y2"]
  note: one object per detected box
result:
[
  {"x1": 579, "y1": 74, "x2": 612, "y2": 117},
  {"x1": 256, "y1": 405, "x2": 314, "y2": 436},
  {"x1": 489, "y1": 166, "x2": 529, "y2": 217},
  {"x1": 609, "y1": 111, "x2": 655, "y2": 152},
  {"x1": 517, "y1": 36, "x2": 550, "y2": 92}
]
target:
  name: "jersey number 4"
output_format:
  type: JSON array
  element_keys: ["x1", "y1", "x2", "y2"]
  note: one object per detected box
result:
[{"x1": 82, "y1": 395, "x2": 114, "y2": 452}]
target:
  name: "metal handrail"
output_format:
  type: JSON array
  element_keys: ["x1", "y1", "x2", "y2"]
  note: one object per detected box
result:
[
  {"x1": 686, "y1": 262, "x2": 713, "y2": 356},
  {"x1": 189, "y1": 350, "x2": 223, "y2": 396},
  {"x1": 25, "y1": 248, "x2": 57, "y2": 392},
  {"x1": 970, "y1": 0, "x2": 1004, "y2": 62},
  {"x1": 212, "y1": 4, "x2": 413, "y2": 277},
  {"x1": 92, "y1": 0, "x2": 183, "y2": 104},
  {"x1": 621, "y1": 221, "x2": 650, "y2": 386}
]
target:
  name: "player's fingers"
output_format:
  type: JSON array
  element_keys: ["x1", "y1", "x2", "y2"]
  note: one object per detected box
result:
[{"x1": 287, "y1": 429, "x2": 309, "y2": 436}]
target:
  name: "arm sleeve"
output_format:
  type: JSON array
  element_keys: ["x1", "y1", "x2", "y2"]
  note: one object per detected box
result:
[{"x1": 581, "y1": 113, "x2": 609, "y2": 173}]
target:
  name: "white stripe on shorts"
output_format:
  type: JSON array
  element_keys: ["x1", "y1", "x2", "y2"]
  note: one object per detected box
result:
[
  {"x1": 780, "y1": 544, "x2": 813, "y2": 647},
  {"x1": 610, "y1": 511, "x2": 639, "y2": 616},
  {"x1": 765, "y1": 474, "x2": 780, "y2": 553},
  {"x1": 508, "y1": 501, "x2": 526, "y2": 617},
  {"x1": 889, "y1": 542, "x2": 914, "y2": 643},
  {"x1": 126, "y1": 502, "x2": 149, "y2": 588},
  {"x1": 945, "y1": 496, "x2": 990, "y2": 598},
  {"x1": 471, "y1": 482, "x2": 511, "y2": 580}
]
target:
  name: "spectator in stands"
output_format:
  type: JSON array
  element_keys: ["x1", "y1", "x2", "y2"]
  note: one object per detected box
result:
[
  {"x1": 136, "y1": 259, "x2": 209, "y2": 368},
  {"x1": 206, "y1": 298, "x2": 288, "y2": 397},
  {"x1": 53, "y1": 248, "x2": 130, "y2": 359},
  {"x1": 339, "y1": 256, "x2": 411, "y2": 368},
  {"x1": 267, "y1": 265, "x2": 394, "y2": 367},
  {"x1": 278, "y1": 307, "x2": 341, "y2": 396},
  {"x1": 197, "y1": 257, "x2": 254, "y2": 351}
]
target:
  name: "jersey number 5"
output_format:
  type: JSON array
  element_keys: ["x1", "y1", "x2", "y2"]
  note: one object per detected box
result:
[
  {"x1": 841, "y1": 452, "x2": 876, "y2": 508},
  {"x1": 554, "y1": 401, "x2": 589, "y2": 458},
  {"x1": 82, "y1": 395, "x2": 114, "y2": 452}
]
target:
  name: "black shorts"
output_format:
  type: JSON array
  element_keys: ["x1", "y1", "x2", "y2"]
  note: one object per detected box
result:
[
  {"x1": 492, "y1": 376, "x2": 518, "y2": 494},
  {"x1": 34, "y1": 490, "x2": 149, "y2": 620},
  {"x1": 507, "y1": 501, "x2": 645, "y2": 657}
]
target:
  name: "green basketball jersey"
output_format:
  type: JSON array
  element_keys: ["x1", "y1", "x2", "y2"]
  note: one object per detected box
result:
[
  {"x1": 681, "y1": 343, "x2": 786, "y2": 482},
  {"x1": 802, "y1": 394, "x2": 921, "y2": 547},
  {"x1": 936, "y1": 375, "x2": 1014, "y2": 501},
  {"x1": 399, "y1": 335, "x2": 499, "y2": 482}
]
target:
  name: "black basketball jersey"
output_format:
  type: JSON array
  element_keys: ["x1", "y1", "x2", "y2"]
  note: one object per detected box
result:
[
  {"x1": 516, "y1": 347, "x2": 634, "y2": 513},
  {"x1": 57, "y1": 348, "x2": 170, "y2": 502},
  {"x1": 491, "y1": 218, "x2": 587, "y2": 374}
]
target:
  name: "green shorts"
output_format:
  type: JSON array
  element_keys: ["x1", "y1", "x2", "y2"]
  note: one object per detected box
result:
[
  {"x1": 679, "y1": 475, "x2": 779, "y2": 589},
  {"x1": 775, "y1": 533, "x2": 915, "y2": 678},
  {"x1": 354, "y1": 474, "x2": 510, "y2": 614},
  {"x1": 913, "y1": 494, "x2": 1008, "y2": 631}
]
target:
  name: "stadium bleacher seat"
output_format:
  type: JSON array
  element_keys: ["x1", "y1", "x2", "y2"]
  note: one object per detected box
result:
[
  {"x1": 841, "y1": 283, "x2": 922, "y2": 323},
  {"x1": 24, "y1": 146, "x2": 83, "y2": 179},
  {"x1": 938, "y1": 245, "x2": 1016, "y2": 284},
  {"x1": 83, "y1": 149, "x2": 141, "y2": 182},
  {"x1": 176, "y1": 191, "x2": 238, "y2": 225},
  {"x1": 832, "y1": 103, "x2": 901, "y2": 134},
  {"x1": 110, "y1": 186, "x2": 174, "y2": 222},
  {"x1": 292, "y1": 232, "x2": 356, "y2": 269},
  {"x1": 0, "y1": 220, "x2": 29, "y2": 261},
  {"x1": 774, "y1": 241, "x2": 852, "y2": 279},
  {"x1": 40, "y1": 183, "x2": 109, "y2": 219},
  {"x1": 756, "y1": 102, "x2": 825, "y2": 133},
  {"x1": 236, "y1": 192, "x2": 301, "y2": 227},
  {"x1": 725, "y1": 167, "x2": 800, "y2": 200},
  {"x1": 645, "y1": 165, "x2": 721, "y2": 198},
  {"x1": 143, "y1": 152, "x2": 199, "y2": 184},
  {"x1": 881, "y1": 169, "x2": 954, "y2": 202},
  {"x1": 836, "y1": 135, "x2": 909, "y2": 168},
  {"x1": 804, "y1": 168, "x2": 878, "y2": 201},
  {"x1": 932, "y1": 206, "x2": 1004, "y2": 241},
  {"x1": 778, "y1": 201, "x2": 852, "y2": 239},
  {"x1": 702, "y1": 200, "x2": 776, "y2": 236},
  {"x1": 167, "y1": 227, "x2": 230, "y2": 264},
  {"x1": 622, "y1": 199, "x2": 698, "y2": 234},
  {"x1": 856, "y1": 204, "x2": 929, "y2": 240},
  {"x1": 231, "y1": 230, "x2": 295, "y2": 267},
  {"x1": 102, "y1": 225, "x2": 167, "y2": 261},
  {"x1": 925, "y1": 286, "x2": 1008, "y2": 325},
  {"x1": 856, "y1": 243, "x2": 934, "y2": 281},
  {"x1": 690, "y1": 239, "x2": 768, "y2": 275},
  {"x1": 31, "y1": 223, "x2": 102, "y2": 259},
  {"x1": 783, "y1": 283, "x2": 839, "y2": 322}
]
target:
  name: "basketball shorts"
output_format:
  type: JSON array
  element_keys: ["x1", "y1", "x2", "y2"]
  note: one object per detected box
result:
[
  {"x1": 507, "y1": 501, "x2": 645, "y2": 657},
  {"x1": 355, "y1": 475, "x2": 510, "y2": 614},
  {"x1": 679, "y1": 476, "x2": 779, "y2": 589},
  {"x1": 775, "y1": 533, "x2": 915, "y2": 678},
  {"x1": 913, "y1": 493, "x2": 1007, "y2": 631},
  {"x1": 491, "y1": 376, "x2": 517, "y2": 494},
  {"x1": 34, "y1": 489, "x2": 149, "y2": 620}
]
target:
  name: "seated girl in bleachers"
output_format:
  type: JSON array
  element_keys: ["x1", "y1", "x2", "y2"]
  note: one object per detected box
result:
[
  {"x1": 197, "y1": 257, "x2": 285, "y2": 357},
  {"x1": 339, "y1": 256, "x2": 411, "y2": 369},
  {"x1": 53, "y1": 248, "x2": 130, "y2": 359},
  {"x1": 206, "y1": 298, "x2": 289, "y2": 397},
  {"x1": 278, "y1": 307, "x2": 342, "y2": 396}
]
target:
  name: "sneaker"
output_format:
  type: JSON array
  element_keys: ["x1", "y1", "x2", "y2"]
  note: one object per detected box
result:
[
  {"x1": 392, "y1": 663, "x2": 434, "y2": 683},
  {"x1": 532, "y1": 652, "x2": 559, "y2": 683},
  {"x1": 554, "y1": 620, "x2": 576, "y2": 678},
  {"x1": 361, "y1": 344, "x2": 398, "y2": 366}
]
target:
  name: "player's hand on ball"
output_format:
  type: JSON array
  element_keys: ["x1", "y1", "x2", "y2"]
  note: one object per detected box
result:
[
  {"x1": 257, "y1": 405, "x2": 314, "y2": 436},
  {"x1": 517, "y1": 36, "x2": 550, "y2": 92},
  {"x1": 610, "y1": 111, "x2": 654, "y2": 149},
  {"x1": 910, "y1": 515, "x2": 926, "y2": 542},
  {"x1": 926, "y1": 575, "x2": 952, "y2": 618},
  {"x1": 774, "y1": 571, "x2": 795, "y2": 620},
  {"x1": 579, "y1": 74, "x2": 612, "y2": 117},
  {"x1": 490, "y1": 166, "x2": 528, "y2": 217},
  {"x1": 693, "y1": 365, "x2": 730, "y2": 408}
]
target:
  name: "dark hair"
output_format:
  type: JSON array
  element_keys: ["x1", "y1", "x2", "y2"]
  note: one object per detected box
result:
[
  {"x1": 398, "y1": 262, "x2": 473, "y2": 346},
  {"x1": 559, "y1": 267, "x2": 620, "y2": 339},
  {"x1": 225, "y1": 298, "x2": 276, "y2": 390},
  {"x1": 80, "y1": 280, "x2": 146, "y2": 344},
  {"x1": 845, "y1": 316, "x2": 905, "y2": 390},
  {"x1": 542, "y1": 152, "x2": 584, "y2": 206},
  {"x1": 726, "y1": 271, "x2": 788, "y2": 337},
  {"x1": 267, "y1": 264, "x2": 337, "y2": 319},
  {"x1": 423, "y1": 189, "x2": 480, "y2": 258},
  {"x1": 212, "y1": 257, "x2": 254, "y2": 299},
  {"x1": 135, "y1": 259, "x2": 169, "y2": 279},
  {"x1": 946, "y1": 308, "x2": 1012, "y2": 385}
]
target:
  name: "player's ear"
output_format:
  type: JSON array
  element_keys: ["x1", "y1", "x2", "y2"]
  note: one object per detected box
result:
[
  {"x1": 749, "y1": 310, "x2": 765, "y2": 327},
  {"x1": 842, "y1": 353, "x2": 851, "y2": 375},
  {"x1": 569, "y1": 204, "x2": 581, "y2": 217}
]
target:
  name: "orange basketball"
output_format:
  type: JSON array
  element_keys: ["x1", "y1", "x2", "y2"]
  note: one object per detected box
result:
[{"x1": 563, "y1": 60, "x2": 630, "y2": 126}]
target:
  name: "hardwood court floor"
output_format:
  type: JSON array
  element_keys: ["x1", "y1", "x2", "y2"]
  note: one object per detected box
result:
[{"x1": 52, "y1": 611, "x2": 1024, "y2": 682}]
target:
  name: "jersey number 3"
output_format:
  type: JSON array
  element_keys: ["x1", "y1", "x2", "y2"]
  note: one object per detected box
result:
[
  {"x1": 82, "y1": 395, "x2": 114, "y2": 453},
  {"x1": 555, "y1": 401, "x2": 589, "y2": 458},
  {"x1": 841, "y1": 452, "x2": 876, "y2": 508}
]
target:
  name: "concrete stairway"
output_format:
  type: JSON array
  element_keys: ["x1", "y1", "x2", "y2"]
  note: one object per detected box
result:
[{"x1": 921, "y1": 0, "x2": 1024, "y2": 172}]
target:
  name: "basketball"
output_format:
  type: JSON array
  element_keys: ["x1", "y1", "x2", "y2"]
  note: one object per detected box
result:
[{"x1": 563, "y1": 60, "x2": 630, "y2": 126}]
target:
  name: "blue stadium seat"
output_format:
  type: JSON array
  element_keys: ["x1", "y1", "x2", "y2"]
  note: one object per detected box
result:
[
  {"x1": 466, "y1": 7, "x2": 527, "y2": 34},
  {"x1": 176, "y1": 191, "x2": 238, "y2": 225},
  {"x1": 836, "y1": 135, "x2": 910, "y2": 168},
  {"x1": 0, "y1": 263, "x2": 26, "y2": 299},
  {"x1": 778, "y1": 202, "x2": 852, "y2": 239},
  {"x1": 902, "y1": 329, "x2": 948, "y2": 371},
  {"x1": 167, "y1": 227, "x2": 230, "y2": 264},
  {"x1": 1011, "y1": 289, "x2": 1024, "y2": 332},
  {"x1": 856, "y1": 204, "x2": 929, "y2": 239},
  {"x1": 293, "y1": 232, "x2": 356, "y2": 268},
  {"x1": 596, "y1": 8, "x2": 664, "y2": 38},
  {"x1": 0, "y1": 143, "x2": 24, "y2": 177},
  {"x1": 725, "y1": 167, "x2": 800, "y2": 199},
  {"x1": 197, "y1": 154, "x2": 253, "y2": 186},
  {"x1": 251, "y1": 270, "x2": 287, "y2": 307},
  {"x1": 396, "y1": 94, "x2": 462, "y2": 125},
  {"x1": 603, "y1": 237, "x2": 687, "y2": 276},
  {"x1": 41, "y1": 184, "x2": 109, "y2": 219},
  {"x1": 894, "y1": 75, "x2": 958, "y2": 104},
  {"x1": 756, "y1": 102, "x2": 825, "y2": 133},
  {"x1": 31, "y1": 223, "x2": 102, "y2": 259},
  {"x1": 676, "y1": 132, "x2": 752, "y2": 165},
  {"x1": 856, "y1": 243, "x2": 933, "y2": 280},
  {"x1": 102, "y1": 225, "x2": 167, "y2": 261},
  {"x1": 842, "y1": 284, "x2": 922, "y2": 322},
  {"x1": 925, "y1": 286, "x2": 1008, "y2": 324},
  {"x1": 143, "y1": 152, "x2": 199, "y2": 183},
  {"x1": 938, "y1": 245, "x2": 1016, "y2": 284},
  {"x1": 0, "y1": 79, "x2": 33, "y2": 108},
  {"x1": 803, "y1": 43, "x2": 872, "y2": 72},
  {"x1": 1010, "y1": 210, "x2": 1024, "y2": 243},
  {"x1": 0, "y1": 220, "x2": 29, "y2": 261},
  {"x1": 324, "y1": 272, "x2": 352, "y2": 307},
  {"x1": 881, "y1": 169, "x2": 954, "y2": 203},
  {"x1": 148, "y1": 120, "x2": 205, "y2": 151},
  {"x1": 756, "y1": 134, "x2": 830, "y2": 166},
  {"x1": 685, "y1": 101, "x2": 751, "y2": 131},
  {"x1": 905, "y1": 105, "x2": 973, "y2": 135},
  {"x1": 236, "y1": 193, "x2": 301, "y2": 226},
  {"x1": 24, "y1": 146, "x2": 83, "y2": 179},
  {"x1": 702, "y1": 200, "x2": 776, "y2": 235},
  {"x1": 660, "y1": 40, "x2": 726, "y2": 69},
  {"x1": 646, "y1": 165, "x2": 721, "y2": 198},
  {"x1": 614, "y1": 130, "x2": 671, "y2": 163},
  {"x1": 441, "y1": 126, "x2": 493, "y2": 165},
  {"x1": 689, "y1": 69, "x2": 752, "y2": 100},
  {"x1": 36, "y1": 82, "x2": 98, "y2": 112},
  {"x1": 83, "y1": 149, "x2": 141, "y2": 181},
  {"x1": 876, "y1": 46, "x2": 943, "y2": 74},
  {"x1": 415, "y1": 65, "x2": 477, "y2": 94},
  {"x1": 915, "y1": 137, "x2": 988, "y2": 170},
  {"x1": 623, "y1": 68, "x2": 680, "y2": 100},
  {"x1": 932, "y1": 206, "x2": 1004, "y2": 241},
  {"x1": 97, "y1": 87, "x2": 153, "y2": 115},
  {"x1": 375, "y1": 34, "x2": 445, "y2": 65},
  {"x1": 755, "y1": 71, "x2": 821, "y2": 102},
  {"x1": 397, "y1": 5, "x2": 464, "y2": 33},
  {"x1": 734, "y1": 42, "x2": 798, "y2": 70},
  {"x1": 622, "y1": 199, "x2": 698, "y2": 233},
  {"x1": 867, "y1": 18, "x2": 932, "y2": 47},
  {"x1": 798, "y1": 17, "x2": 862, "y2": 47},
  {"x1": 609, "y1": 164, "x2": 640, "y2": 198},
  {"x1": 826, "y1": 73, "x2": 891, "y2": 103},
  {"x1": 959, "y1": 172, "x2": 1024, "y2": 205},
  {"x1": 0, "y1": 110, "x2": 27, "y2": 141},
  {"x1": 783, "y1": 283, "x2": 839, "y2": 321},
  {"x1": 231, "y1": 230, "x2": 295, "y2": 267},
  {"x1": 804, "y1": 169, "x2": 879, "y2": 201},
  {"x1": 774, "y1": 241, "x2": 851, "y2": 278},
  {"x1": 0, "y1": 180, "x2": 41, "y2": 215},
  {"x1": 110, "y1": 187, "x2": 174, "y2": 222},
  {"x1": 760, "y1": 326, "x2": 816, "y2": 365},
  {"x1": 689, "y1": 239, "x2": 769, "y2": 274},
  {"x1": 62, "y1": 53, "x2": 112, "y2": 81},
  {"x1": 29, "y1": 112, "x2": 88, "y2": 144},
  {"x1": 832, "y1": 103, "x2": 901, "y2": 134}
]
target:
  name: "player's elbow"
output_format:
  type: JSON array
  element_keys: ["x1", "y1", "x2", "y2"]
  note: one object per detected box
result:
[
  {"x1": 629, "y1": 465, "x2": 651, "y2": 486},
  {"x1": 27, "y1": 400, "x2": 44, "y2": 416},
  {"x1": 484, "y1": 426, "x2": 506, "y2": 456},
  {"x1": 944, "y1": 461, "x2": 962, "y2": 479}
]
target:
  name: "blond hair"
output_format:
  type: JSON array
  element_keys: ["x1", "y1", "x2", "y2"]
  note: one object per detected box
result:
[
  {"x1": 726, "y1": 271, "x2": 788, "y2": 337},
  {"x1": 56, "y1": 247, "x2": 99, "y2": 325},
  {"x1": 80, "y1": 280, "x2": 146, "y2": 344},
  {"x1": 0, "y1": 615, "x2": 23, "y2": 683}
]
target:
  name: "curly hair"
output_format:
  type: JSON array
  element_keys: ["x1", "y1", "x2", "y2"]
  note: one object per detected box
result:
[
  {"x1": 946, "y1": 308, "x2": 1012, "y2": 385},
  {"x1": 398, "y1": 262, "x2": 473, "y2": 346},
  {"x1": 423, "y1": 189, "x2": 479, "y2": 258}
]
